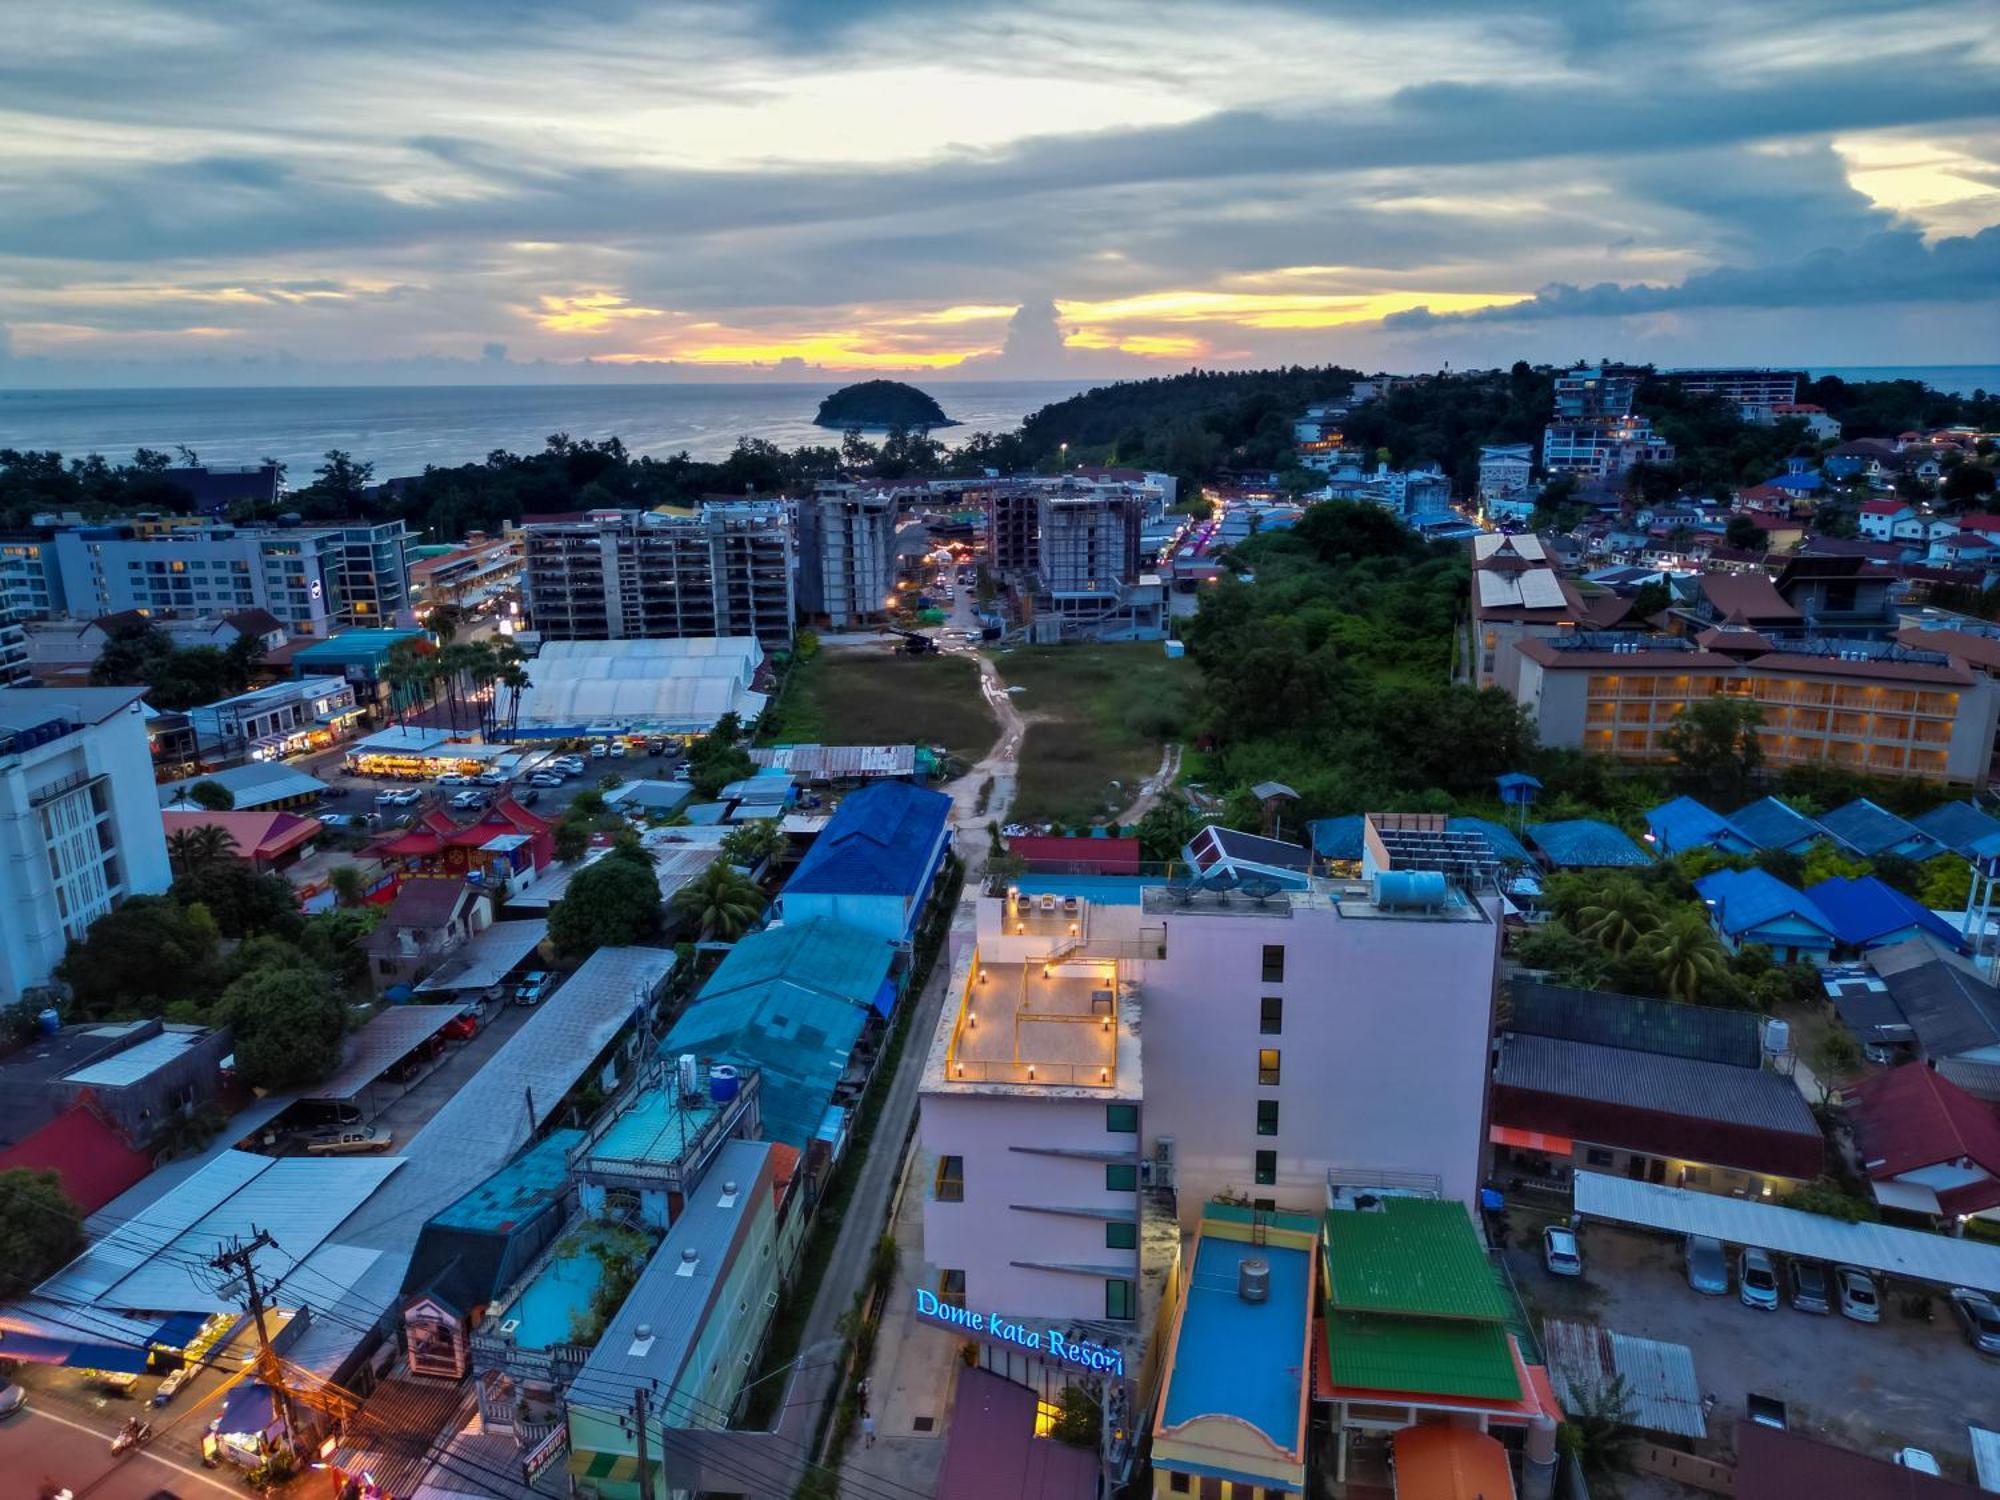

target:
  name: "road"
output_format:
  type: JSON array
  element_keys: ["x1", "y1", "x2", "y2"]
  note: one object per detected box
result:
[{"x1": 0, "y1": 1397, "x2": 333, "y2": 1500}]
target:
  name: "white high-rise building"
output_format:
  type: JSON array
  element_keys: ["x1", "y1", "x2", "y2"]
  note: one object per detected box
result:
[
  {"x1": 796, "y1": 483, "x2": 899, "y2": 628},
  {"x1": 0, "y1": 687, "x2": 173, "y2": 1003}
]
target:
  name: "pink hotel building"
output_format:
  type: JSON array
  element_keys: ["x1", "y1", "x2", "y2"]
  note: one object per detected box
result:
[{"x1": 917, "y1": 817, "x2": 1503, "y2": 1419}]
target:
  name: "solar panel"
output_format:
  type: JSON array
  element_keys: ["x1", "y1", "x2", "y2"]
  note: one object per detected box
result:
[
  {"x1": 1517, "y1": 569, "x2": 1568, "y2": 609},
  {"x1": 1475, "y1": 572, "x2": 1521, "y2": 607},
  {"x1": 1375, "y1": 826, "x2": 1502, "y2": 887}
]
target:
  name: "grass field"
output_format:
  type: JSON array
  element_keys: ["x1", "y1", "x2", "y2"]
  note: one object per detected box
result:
[
  {"x1": 1000, "y1": 642, "x2": 1199, "y2": 825},
  {"x1": 759, "y1": 648, "x2": 995, "y2": 762}
]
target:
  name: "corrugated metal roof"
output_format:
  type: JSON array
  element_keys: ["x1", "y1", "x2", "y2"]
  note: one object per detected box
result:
[
  {"x1": 413, "y1": 919, "x2": 550, "y2": 993},
  {"x1": 1694, "y1": 866, "x2": 1835, "y2": 939},
  {"x1": 38, "y1": 1149, "x2": 403, "y2": 1313},
  {"x1": 1573, "y1": 1170, "x2": 2000, "y2": 1293},
  {"x1": 1912, "y1": 800, "x2": 2000, "y2": 857},
  {"x1": 1494, "y1": 1034, "x2": 1820, "y2": 1138},
  {"x1": 1807, "y1": 875, "x2": 1962, "y2": 949},
  {"x1": 158, "y1": 760, "x2": 325, "y2": 809},
  {"x1": 1322, "y1": 1199, "x2": 1508, "y2": 1321},
  {"x1": 1506, "y1": 981, "x2": 1761, "y2": 1067},
  {"x1": 1818, "y1": 798, "x2": 1936, "y2": 858},
  {"x1": 1321, "y1": 1312, "x2": 1521, "y2": 1401},
  {"x1": 305, "y1": 1005, "x2": 469, "y2": 1102},
  {"x1": 1971, "y1": 1425, "x2": 2000, "y2": 1492},
  {"x1": 511, "y1": 638, "x2": 767, "y2": 735},
  {"x1": 700, "y1": 918, "x2": 895, "y2": 1013},
  {"x1": 784, "y1": 781, "x2": 951, "y2": 899},
  {"x1": 1872, "y1": 938, "x2": 2000, "y2": 1057},
  {"x1": 750, "y1": 743, "x2": 915, "y2": 781},
  {"x1": 1541, "y1": 1319, "x2": 1705, "y2": 1438},
  {"x1": 1645, "y1": 795, "x2": 1753, "y2": 857},
  {"x1": 60, "y1": 1028, "x2": 206, "y2": 1087},
  {"x1": 1526, "y1": 819, "x2": 1650, "y2": 868},
  {"x1": 1726, "y1": 795, "x2": 1824, "y2": 851}
]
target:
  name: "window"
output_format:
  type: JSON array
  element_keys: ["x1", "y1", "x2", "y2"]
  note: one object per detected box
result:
[
  {"x1": 1261, "y1": 944, "x2": 1285, "y2": 982},
  {"x1": 1105, "y1": 1103, "x2": 1138, "y2": 1134},
  {"x1": 1105, "y1": 1278, "x2": 1135, "y2": 1320},
  {"x1": 1200, "y1": 1479, "x2": 1223, "y2": 1500},
  {"x1": 1257, "y1": 1048, "x2": 1281, "y2": 1086},
  {"x1": 1257, "y1": 1099, "x2": 1279, "y2": 1137},
  {"x1": 939, "y1": 1269, "x2": 966, "y2": 1309},
  {"x1": 1260, "y1": 996, "x2": 1283, "y2": 1035},
  {"x1": 1585, "y1": 1147, "x2": 1615, "y2": 1168},
  {"x1": 1105, "y1": 1163, "x2": 1137, "y2": 1192},
  {"x1": 1168, "y1": 1474, "x2": 1190, "y2": 1495},
  {"x1": 934, "y1": 1156, "x2": 964, "y2": 1202},
  {"x1": 1255, "y1": 1150, "x2": 1277, "y2": 1186},
  {"x1": 1105, "y1": 1220, "x2": 1136, "y2": 1250}
]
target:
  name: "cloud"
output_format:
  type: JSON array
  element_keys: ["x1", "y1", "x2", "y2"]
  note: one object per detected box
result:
[
  {"x1": 481, "y1": 340, "x2": 508, "y2": 361},
  {"x1": 1380, "y1": 224, "x2": 2000, "y2": 328}
]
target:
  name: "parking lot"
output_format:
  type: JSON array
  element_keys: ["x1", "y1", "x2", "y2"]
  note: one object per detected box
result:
[
  {"x1": 1504, "y1": 1219, "x2": 1992, "y2": 1483},
  {"x1": 326, "y1": 740, "x2": 685, "y2": 830}
]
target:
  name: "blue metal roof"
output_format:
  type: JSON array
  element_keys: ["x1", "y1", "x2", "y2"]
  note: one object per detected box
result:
[
  {"x1": 1306, "y1": 815, "x2": 1366, "y2": 862},
  {"x1": 785, "y1": 781, "x2": 951, "y2": 899},
  {"x1": 1803, "y1": 876, "x2": 1962, "y2": 950},
  {"x1": 1450, "y1": 816, "x2": 1532, "y2": 865},
  {"x1": 1645, "y1": 796, "x2": 1754, "y2": 857},
  {"x1": 1912, "y1": 800, "x2": 2000, "y2": 858},
  {"x1": 1694, "y1": 867, "x2": 1834, "y2": 939},
  {"x1": 1817, "y1": 799, "x2": 1936, "y2": 858},
  {"x1": 1725, "y1": 796, "x2": 1823, "y2": 852},
  {"x1": 1528, "y1": 819, "x2": 1651, "y2": 868},
  {"x1": 427, "y1": 1129, "x2": 583, "y2": 1233}
]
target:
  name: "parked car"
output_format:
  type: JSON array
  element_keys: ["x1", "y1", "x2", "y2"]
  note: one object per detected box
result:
[
  {"x1": 305, "y1": 1127, "x2": 393, "y2": 1156},
  {"x1": 1948, "y1": 1286, "x2": 2000, "y2": 1356},
  {"x1": 672, "y1": 763, "x2": 691, "y2": 782},
  {"x1": 374, "y1": 788, "x2": 408, "y2": 805},
  {"x1": 514, "y1": 971, "x2": 553, "y2": 1006},
  {"x1": 440, "y1": 1012, "x2": 479, "y2": 1041},
  {"x1": 1684, "y1": 1235, "x2": 1728, "y2": 1295},
  {"x1": 1787, "y1": 1259, "x2": 1831, "y2": 1315},
  {"x1": 151, "y1": 1365, "x2": 193, "y2": 1406},
  {"x1": 1738, "y1": 1248, "x2": 1779, "y2": 1310},
  {"x1": 1893, "y1": 1449, "x2": 1942, "y2": 1475},
  {"x1": 609, "y1": 741, "x2": 628, "y2": 758},
  {"x1": 437, "y1": 772, "x2": 473, "y2": 786},
  {"x1": 449, "y1": 790, "x2": 486, "y2": 810},
  {"x1": 1836, "y1": 1265, "x2": 1880, "y2": 1323},
  {"x1": 473, "y1": 770, "x2": 508, "y2": 787},
  {"x1": 0, "y1": 1382, "x2": 23, "y2": 1416},
  {"x1": 1541, "y1": 1226, "x2": 1583, "y2": 1277},
  {"x1": 589, "y1": 743, "x2": 609, "y2": 758},
  {"x1": 515, "y1": 788, "x2": 540, "y2": 807},
  {"x1": 528, "y1": 773, "x2": 564, "y2": 788}
]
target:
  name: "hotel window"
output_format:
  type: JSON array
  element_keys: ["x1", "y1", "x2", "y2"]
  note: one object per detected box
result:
[
  {"x1": 1260, "y1": 944, "x2": 1285, "y2": 982},
  {"x1": 1105, "y1": 1221, "x2": 1136, "y2": 1250},
  {"x1": 1257, "y1": 1048, "x2": 1281, "y2": 1086},
  {"x1": 934, "y1": 1156, "x2": 964, "y2": 1202},
  {"x1": 1257, "y1": 1099, "x2": 1279, "y2": 1137},
  {"x1": 1255, "y1": 1150, "x2": 1277, "y2": 1186},
  {"x1": 938, "y1": 1269, "x2": 966, "y2": 1309},
  {"x1": 1260, "y1": 996, "x2": 1283, "y2": 1034},
  {"x1": 1105, "y1": 1104, "x2": 1138, "y2": 1134},
  {"x1": 1104, "y1": 1278, "x2": 1135, "y2": 1320},
  {"x1": 1106, "y1": 1163, "x2": 1137, "y2": 1192}
]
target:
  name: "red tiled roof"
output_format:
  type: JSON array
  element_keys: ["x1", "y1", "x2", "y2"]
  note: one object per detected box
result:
[
  {"x1": 0, "y1": 1102, "x2": 152, "y2": 1214},
  {"x1": 1848, "y1": 1063, "x2": 2000, "y2": 1216},
  {"x1": 161, "y1": 809, "x2": 322, "y2": 861},
  {"x1": 1005, "y1": 835, "x2": 1142, "y2": 874},
  {"x1": 1860, "y1": 499, "x2": 1910, "y2": 515}
]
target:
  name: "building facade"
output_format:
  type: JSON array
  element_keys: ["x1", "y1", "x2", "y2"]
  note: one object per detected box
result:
[
  {"x1": 186, "y1": 675, "x2": 361, "y2": 761},
  {"x1": 1478, "y1": 444, "x2": 1534, "y2": 505},
  {"x1": 522, "y1": 504, "x2": 795, "y2": 648},
  {"x1": 795, "y1": 483, "x2": 897, "y2": 629},
  {"x1": 1661, "y1": 368, "x2": 1803, "y2": 411},
  {"x1": 0, "y1": 687, "x2": 173, "y2": 1003}
]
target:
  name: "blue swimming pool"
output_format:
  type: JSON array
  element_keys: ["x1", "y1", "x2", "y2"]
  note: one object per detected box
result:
[
  {"x1": 506, "y1": 1244, "x2": 606, "y2": 1349},
  {"x1": 1011, "y1": 875, "x2": 1150, "y2": 905}
]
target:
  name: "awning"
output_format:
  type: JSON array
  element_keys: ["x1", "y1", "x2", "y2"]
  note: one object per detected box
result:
[
  {"x1": 568, "y1": 1449, "x2": 657, "y2": 1486},
  {"x1": 0, "y1": 1332, "x2": 150, "y2": 1372},
  {"x1": 149, "y1": 1310, "x2": 210, "y2": 1348},
  {"x1": 1490, "y1": 1124, "x2": 1574, "y2": 1154},
  {"x1": 1869, "y1": 1178, "x2": 1942, "y2": 1215}
]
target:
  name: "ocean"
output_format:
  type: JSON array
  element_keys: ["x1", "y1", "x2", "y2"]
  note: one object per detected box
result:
[
  {"x1": 0, "y1": 380, "x2": 1091, "y2": 478},
  {"x1": 1809, "y1": 365, "x2": 2000, "y2": 397}
]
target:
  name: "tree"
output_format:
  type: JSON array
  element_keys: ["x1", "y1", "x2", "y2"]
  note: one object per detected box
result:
[
  {"x1": 1638, "y1": 909, "x2": 1729, "y2": 1003},
  {"x1": 1136, "y1": 796, "x2": 1200, "y2": 864},
  {"x1": 213, "y1": 966, "x2": 346, "y2": 1089},
  {"x1": 1557, "y1": 1372, "x2": 1636, "y2": 1478},
  {"x1": 552, "y1": 815, "x2": 593, "y2": 864},
  {"x1": 167, "y1": 824, "x2": 239, "y2": 877},
  {"x1": 59, "y1": 896, "x2": 222, "y2": 1017},
  {"x1": 172, "y1": 865, "x2": 302, "y2": 941},
  {"x1": 688, "y1": 740, "x2": 755, "y2": 799},
  {"x1": 328, "y1": 864, "x2": 366, "y2": 907},
  {"x1": 670, "y1": 861, "x2": 765, "y2": 941},
  {"x1": 1724, "y1": 513, "x2": 1768, "y2": 550},
  {"x1": 0, "y1": 1169, "x2": 84, "y2": 1299},
  {"x1": 549, "y1": 848, "x2": 663, "y2": 956},
  {"x1": 1047, "y1": 1384, "x2": 1102, "y2": 1449},
  {"x1": 1575, "y1": 876, "x2": 1660, "y2": 957},
  {"x1": 186, "y1": 778, "x2": 236, "y2": 812},
  {"x1": 1628, "y1": 579, "x2": 1672, "y2": 619},
  {"x1": 1942, "y1": 463, "x2": 1996, "y2": 506},
  {"x1": 1661, "y1": 697, "x2": 1764, "y2": 803},
  {"x1": 719, "y1": 819, "x2": 787, "y2": 871}
]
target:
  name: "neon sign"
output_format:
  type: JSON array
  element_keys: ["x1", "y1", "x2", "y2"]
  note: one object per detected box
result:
[{"x1": 914, "y1": 1289, "x2": 1126, "y2": 1376}]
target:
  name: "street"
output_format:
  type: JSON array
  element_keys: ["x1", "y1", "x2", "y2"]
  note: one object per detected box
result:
[{"x1": 0, "y1": 1401, "x2": 331, "y2": 1500}]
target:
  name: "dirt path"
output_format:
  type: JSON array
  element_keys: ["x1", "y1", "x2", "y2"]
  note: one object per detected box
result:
[
  {"x1": 1112, "y1": 741, "x2": 1182, "y2": 825},
  {"x1": 942, "y1": 650, "x2": 1025, "y2": 842}
]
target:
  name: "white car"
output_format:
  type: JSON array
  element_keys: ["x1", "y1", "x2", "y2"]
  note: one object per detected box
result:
[
  {"x1": 436, "y1": 772, "x2": 472, "y2": 786},
  {"x1": 449, "y1": 790, "x2": 486, "y2": 810},
  {"x1": 609, "y1": 742, "x2": 628, "y2": 758},
  {"x1": 0, "y1": 1382, "x2": 23, "y2": 1416},
  {"x1": 589, "y1": 743, "x2": 609, "y2": 758},
  {"x1": 1837, "y1": 1265, "x2": 1880, "y2": 1323},
  {"x1": 1738, "y1": 1248, "x2": 1780, "y2": 1310},
  {"x1": 1542, "y1": 1226, "x2": 1582, "y2": 1277},
  {"x1": 528, "y1": 773, "x2": 565, "y2": 789},
  {"x1": 473, "y1": 770, "x2": 508, "y2": 786}
]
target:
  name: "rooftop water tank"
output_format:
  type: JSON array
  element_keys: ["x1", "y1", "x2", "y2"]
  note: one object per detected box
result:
[
  {"x1": 35, "y1": 1008, "x2": 60, "y2": 1037},
  {"x1": 1372, "y1": 869, "x2": 1448, "y2": 910},
  {"x1": 1762, "y1": 1018, "x2": 1791, "y2": 1057},
  {"x1": 710, "y1": 1064, "x2": 741, "y2": 1103},
  {"x1": 1238, "y1": 1258, "x2": 1270, "y2": 1304}
]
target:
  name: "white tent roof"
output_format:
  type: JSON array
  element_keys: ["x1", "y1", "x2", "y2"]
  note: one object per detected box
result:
[
  {"x1": 1574, "y1": 1170, "x2": 2000, "y2": 1294},
  {"x1": 511, "y1": 637, "x2": 766, "y2": 735}
]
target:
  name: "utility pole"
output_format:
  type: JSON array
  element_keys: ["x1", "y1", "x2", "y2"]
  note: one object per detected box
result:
[
  {"x1": 633, "y1": 1385, "x2": 655, "y2": 1500},
  {"x1": 210, "y1": 1228, "x2": 298, "y2": 1456}
]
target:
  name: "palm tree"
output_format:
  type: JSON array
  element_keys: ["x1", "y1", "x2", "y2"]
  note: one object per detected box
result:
[
  {"x1": 671, "y1": 862, "x2": 766, "y2": 941},
  {"x1": 168, "y1": 824, "x2": 239, "y2": 877},
  {"x1": 382, "y1": 640, "x2": 435, "y2": 725},
  {"x1": 498, "y1": 662, "x2": 531, "y2": 739},
  {"x1": 1575, "y1": 876, "x2": 1660, "y2": 957},
  {"x1": 328, "y1": 864, "x2": 366, "y2": 907},
  {"x1": 435, "y1": 642, "x2": 478, "y2": 731},
  {"x1": 1639, "y1": 910, "x2": 1729, "y2": 1004},
  {"x1": 720, "y1": 819, "x2": 787, "y2": 872}
]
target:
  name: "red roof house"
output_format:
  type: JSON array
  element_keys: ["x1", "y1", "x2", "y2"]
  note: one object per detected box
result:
[
  {"x1": 161, "y1": 809, "x2": 324, "y2": 872},
  {"x1": 0, "y1": 1101, "x2": 154, "y2": 1213},
  {"x1": 1847, "y1": 1062, "x2": 2000, "y2": 1218},
  {"x1": 1004, "y1": 835, "x2": 1142, "y2": 875},
  {"x1": 373, "y1": 797, "x2": 553, "y2": 877}
]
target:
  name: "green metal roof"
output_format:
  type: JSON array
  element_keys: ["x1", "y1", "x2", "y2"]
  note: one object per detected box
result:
[
  {"x1": 1322, "y1": 1199, "x2": 1509, "y2": 1322},
  {"x1": 1323, "y1": 1312, "x2": 1522, "y2": 1401},
  {"x1": 293, "y1": 628, "x2": 428, "y2": 668},
  {"x1": 700, "y1": 918, "x2": 896, "y2": 1014}
]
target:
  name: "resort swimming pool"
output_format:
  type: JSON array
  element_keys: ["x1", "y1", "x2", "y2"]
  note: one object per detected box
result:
[
  {"x1": 1011, "y1": 875, "x2": 1149, "y2": 905},
  {"x1": 503, "y1": 1239, "x2": 609, "y2": 1349}
]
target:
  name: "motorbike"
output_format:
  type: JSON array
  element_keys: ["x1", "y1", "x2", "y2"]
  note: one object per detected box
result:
[{"x1": 110, "y1": 1417, "x2": 152, "y2": 1454}]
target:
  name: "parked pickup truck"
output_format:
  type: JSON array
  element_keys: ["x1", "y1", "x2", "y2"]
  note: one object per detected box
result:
[{"x1": 305, "y1": 1127, "x2": 394, "y2": 1156}]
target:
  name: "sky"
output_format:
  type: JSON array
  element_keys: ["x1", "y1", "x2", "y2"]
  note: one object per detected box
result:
[{"x1": 3, "y1": 0, "x2": 1998, "y2": 387}]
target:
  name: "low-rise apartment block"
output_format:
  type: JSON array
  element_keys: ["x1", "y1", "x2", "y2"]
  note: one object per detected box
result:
[{"x1": 521, "y1": 503, "x2": 795, "y2": 647}]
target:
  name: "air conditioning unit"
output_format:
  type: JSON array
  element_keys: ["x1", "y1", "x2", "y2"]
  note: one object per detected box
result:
[
  {"x1": 1155, "y1": 1135, "x2": 1176, "y2": 1165},
  {"x1": 1138, "y1": 1160, "x2": 1156, "y2": 1188}
]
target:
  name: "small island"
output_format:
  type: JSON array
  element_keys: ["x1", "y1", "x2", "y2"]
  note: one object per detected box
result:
[{"x1": 813, "y1": 379, "x2": 957, "y2": 432}]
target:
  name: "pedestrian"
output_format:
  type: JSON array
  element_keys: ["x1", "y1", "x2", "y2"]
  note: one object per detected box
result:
[{"x1": 862, "y1": 1412, "x2": 876, "y2": 1448}]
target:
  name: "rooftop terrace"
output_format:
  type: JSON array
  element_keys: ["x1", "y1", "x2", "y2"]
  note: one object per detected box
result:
[{"x1": 926, "y1": 947, "x2": 1143, "y2": 1100}]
